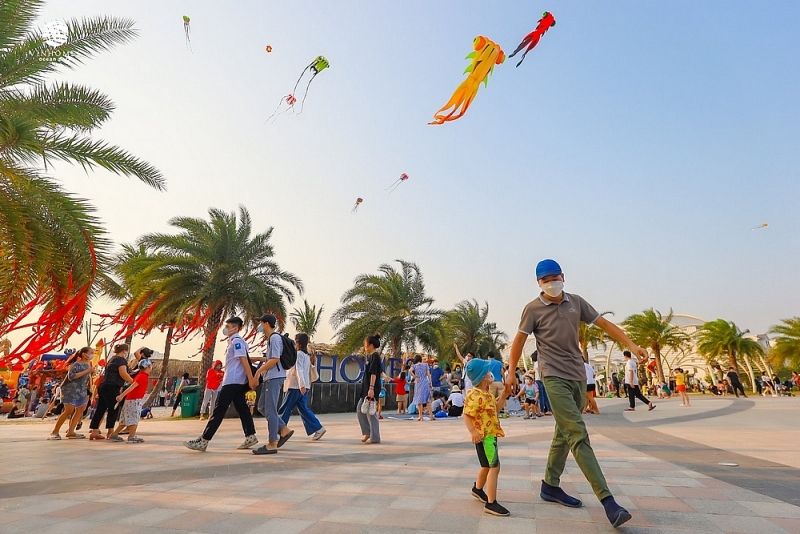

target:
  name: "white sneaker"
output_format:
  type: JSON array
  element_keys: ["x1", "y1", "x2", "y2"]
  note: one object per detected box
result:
[
  {"x1": 237, "y1": 434, "x2": 258, "y2": 449},
  {"x1": 312, "y1": 428, "x2": 326, "y2": 441},
  {"x1": 184, "y1": 437, "x2": 208, "y2": 452}
]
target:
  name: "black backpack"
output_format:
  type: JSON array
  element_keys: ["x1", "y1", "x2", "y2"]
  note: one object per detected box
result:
[{"x1": 273, "y1": 333, "x2": 297, "y2": 370}]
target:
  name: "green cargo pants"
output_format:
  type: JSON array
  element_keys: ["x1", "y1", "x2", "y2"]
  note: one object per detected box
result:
[{"x1": 542, "y1": 376, "x2": 611, "y2": 501}]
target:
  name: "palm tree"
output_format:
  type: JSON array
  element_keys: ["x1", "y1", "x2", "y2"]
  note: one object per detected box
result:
[
  {"x1": 0, "y1": 1, "x2": 163, "y2": 358},
  {"x1": 696, "y1": 320, "x2": 764, "y2": 387},
  {"x1": 622, "y1": 309, "x2": 688, "y2": 384},
  {"x1": 579, "y1": 311, "x2": 613, "y2": 363},
  {"x1": 118, "y1": 207, "x2": 303, "y2": 389},
  {"x1": 444, "y1": 300, "x2": 500, "y2": 357},
  {"x1": 331, "y1": 260, "x2": 442, "y2": 359},
  {"x1": 289, "y1": 300, "x2": 324, "y2": 339},
  {"x1": 769, "y1": 318, "x2": 800, "y2": 370}
]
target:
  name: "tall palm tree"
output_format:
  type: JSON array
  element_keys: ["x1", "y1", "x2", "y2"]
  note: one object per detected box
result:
[
  {"x1": 622, "y1": 309, "x2": 688, "y2": 383},
  {"x1": 331, "y1": 260, "x2": 441, "y2": 359},
  {"x1": 579, "y1": 311, "x2": 613, "y2": 363},
  {"x1": 289, "y1": 300, "x2": 324, "y2": 340},
  {"x1": 696, "y1": 320, "x2": 764, "y2": 383},
  {"x1": 769, "y1": 317, "x2": 800, "y2": 370},
  {"x1": 117, "y1": 207, "x2": 303, "y2": 389},
  {"x1": 0, "y1": 1, "x2": 163, "y2": 360}
]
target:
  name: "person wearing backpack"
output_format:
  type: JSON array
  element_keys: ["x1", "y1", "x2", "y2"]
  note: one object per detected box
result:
[{"x1": 252, "y1": 314, "x2": 295, "y2": 455}]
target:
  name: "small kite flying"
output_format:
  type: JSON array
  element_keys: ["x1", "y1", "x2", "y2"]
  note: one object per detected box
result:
[
  {"x1": 183, "y1": 15, "x2": 191, "y2": 52},
  {"x1": 509, "y1": 11, "x2": 556, "y2": 67},
  {"x1": 386, "y1": 173, "x2": 409, "y2": 192},
  {"x1": 352, "y1": 197, "x2": 363, "y2": 213},
  {"x1": 430, "y1": 36, "x2": 505, "y2": 125},
  {"x1": 265, "y1": 45, "x2": 273, "y2": 53},
  {"x1": 751, "y1": 223, "x2": 769, "y2": 231},
  {"x1": 266, "y1": 55, "x2": 330, "y2": 123}
]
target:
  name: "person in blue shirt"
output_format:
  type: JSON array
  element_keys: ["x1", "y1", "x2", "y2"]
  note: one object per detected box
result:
[
  {"x1": 430, "y1": 362, "x2": 445, "y2": 394},
  {"x1": 487, "y1": 353, "x2": 506, "y2": 413}
]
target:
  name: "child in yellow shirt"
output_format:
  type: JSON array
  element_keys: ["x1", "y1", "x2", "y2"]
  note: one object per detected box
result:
[{"x1": 463, "y1": 358, "x2": 509, "y2": 516}]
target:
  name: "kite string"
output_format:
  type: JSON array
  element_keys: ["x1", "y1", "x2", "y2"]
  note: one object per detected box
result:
[{"x1": 296, "y1": 75, "x2": 316, "y2": 115}]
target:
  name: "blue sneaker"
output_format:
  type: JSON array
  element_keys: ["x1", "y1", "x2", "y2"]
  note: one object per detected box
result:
[
  {"x1": 540, "y1": 480, "x2": 583, "y2": 508},
  {"x1": 601, "y1": 496, "x2": 632, "y2": 528}
]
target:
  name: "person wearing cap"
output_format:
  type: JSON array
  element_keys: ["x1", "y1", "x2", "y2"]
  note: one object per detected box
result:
[
  {"x1": 184, "y1": 317, "x2": 259, "y2": 452},
  {"x1": 445, "y1": 384, "x2": 464, "y2": 417},
  {"x1": 251, "y1": 314, "x2": 294, "y2": 455},
  {"x1": 109, "y1": 358, "x2": 152, "y2": 443},
  {"x1": 463, "y1": 358, "x2": 509, "y2": 516},
  {"x1": 507, "y1": 259, "x2": 650, "y2": 528}
]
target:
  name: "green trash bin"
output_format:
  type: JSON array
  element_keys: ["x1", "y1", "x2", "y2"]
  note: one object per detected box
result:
[{"x1": 180, "y1": 385, "x2": 200, "y2": 418}]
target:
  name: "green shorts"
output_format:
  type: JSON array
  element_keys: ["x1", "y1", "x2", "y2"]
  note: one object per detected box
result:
[{"x1": 475, "y1": 435, "x2": 500, "y2": 468}]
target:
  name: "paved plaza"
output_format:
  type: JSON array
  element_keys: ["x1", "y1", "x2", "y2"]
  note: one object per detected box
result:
[{"x1": 1, "y1": 395, "x2": 799, "y2": 534}]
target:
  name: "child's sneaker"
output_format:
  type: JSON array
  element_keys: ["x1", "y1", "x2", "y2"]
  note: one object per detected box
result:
[
  {"x1": 183, "y1": 437, "x2": 208, "y2": 452},
  {"x1": 484, "y1": 501, "x2": 510, "y2": 516},
  {"x1": 471, "y1": 483, "x2": 488, "y2": 503},
  {"x1": 237, "y1": 434, "x2": 258, "y2": 449}
]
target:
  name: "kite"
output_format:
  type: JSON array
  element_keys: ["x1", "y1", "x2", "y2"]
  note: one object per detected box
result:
[
  {"x1": 352, "y1": 198, "x2": 363, "y2": 213},
  {"x1": 183, "y1": 15, "x2": 191, "y2": 52},
  {"x1": 751, "y1": 223, "x2": 768, "y2": 231},
  {"x1": 266, "y1": 56, "x2": 330, "y2": 123},
  {"x1": 386, "y1": 173, "x2": 409, "y2": 192},
  {"x1": 509, "y1": 11, "x2": 556, "y2": 67},
  {"x1": 266, "y1": 45, "x2": 273, "y2": 53},
  {"x1": 429, "y1": 36, "x2": 505, "y2": 125}
]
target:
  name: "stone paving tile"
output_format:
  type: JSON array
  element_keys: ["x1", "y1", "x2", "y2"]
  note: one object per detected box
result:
[
  {"x1": 768, "y1": 518, "x2": 800, "y2": 534},
  {"x1": 45, "y1": 501, "x2": 115, "y2": 518},
  {"x1": 244, "y1": 517, "x2": 315, "y2": 534},
  {"x1": 421, "y1": 511, "x2": 481, "y2": 533},
  {"x1": 684, "y1": 498, "x2": 760, "y2": 516},
  {"x1": 640, "y1": 510, "x2": 724, "y2": 531},
  {"x1": 630, "y1": 496, "x2": 695, "y2": 512},
  {"x1": 739, "y1": 501, "x2": 800, "y2": 519},
  {"x1": 706, "y1": 514, "x2": 791, "y2": 534},
  {"x1": 617, "y1": 483, "x2": 676, "y2": 497},
  {"x1": 196, "y1": 513, "x2": 270, "y2": 534},
  {"x1": 320, "y1": 505, "x2": 383, "y2": 524},
  {"x1": 667, "y1": 486, "x2": 733, "y2": 500}
]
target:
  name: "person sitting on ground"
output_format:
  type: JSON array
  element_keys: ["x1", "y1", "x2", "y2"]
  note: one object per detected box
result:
[
  {"x1": 7, "y1": 399, "x2": 25, "y2": 419},
  {"x1": 431, "y1": 391, "x2": 445, "y2": 414},
  {"x1": 446, "y1": 385, "x2": 464, "y2": 417},
  {"x1": 141, "y1": 406, "x2": 153, "y2": 419},
  {"x1": 660, "y1": 382, "x2": 672, "y2": 399}
]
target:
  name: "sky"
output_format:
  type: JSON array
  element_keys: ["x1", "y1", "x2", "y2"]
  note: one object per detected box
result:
[{"x1": 16, "y1": 1, "x2": 800, "y2": 359}]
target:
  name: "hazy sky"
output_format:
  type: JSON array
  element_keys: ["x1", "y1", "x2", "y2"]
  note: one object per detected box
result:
[{"x1": 22, "y1": 1, "x2": 800, "y2": 359}]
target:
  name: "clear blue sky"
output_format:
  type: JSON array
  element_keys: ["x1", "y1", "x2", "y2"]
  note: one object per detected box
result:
[{"x1": 34, "y1": 1, "x2": 800, "y2": 357}]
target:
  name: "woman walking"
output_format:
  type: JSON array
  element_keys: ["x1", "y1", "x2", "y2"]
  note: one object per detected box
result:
[
  {"x1": 88, "y1": 344, "x2": 133, "y2": 440},
  {"x1": 277, "y1": 334, "x2": 326, "y2": 441},
  {"x1": 411, "y1": 355, "x2": 434, "y2": 422},
  {"x1": 49, "y1": 347, "x2": 94, "y2": 440},
  {"x1": 170, "y1": 373, "x2": 191, "y2": 417},
  {"x1": 357, "y1": 334, "x2": 382, "y2": 444}
]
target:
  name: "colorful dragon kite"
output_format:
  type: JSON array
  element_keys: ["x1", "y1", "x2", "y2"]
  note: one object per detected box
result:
[
  {"x1": 429, "y1": 36, "x2": 505, "y2": 125},
  {"x1": 509, "y1": 11, "x2": 556, "y2": 67}
]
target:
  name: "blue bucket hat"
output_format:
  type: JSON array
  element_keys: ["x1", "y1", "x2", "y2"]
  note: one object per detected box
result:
[
  {"x1": 466, "y1": 358, "x2": 492, "y2": 386},
  {"x1": 536, "y1": 259, "x2": 562, "y2": 280}
]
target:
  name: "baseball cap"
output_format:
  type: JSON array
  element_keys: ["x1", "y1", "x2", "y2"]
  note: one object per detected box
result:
[
  {"x1": 466, "y1": 358, "x2": 492, "y2": 386},
  {"x1": 536, "y1": 259, "x2": 562, "y2": 280},
  {"x1": 256, "y1": 314, "x2": 277, "y2": 328}
]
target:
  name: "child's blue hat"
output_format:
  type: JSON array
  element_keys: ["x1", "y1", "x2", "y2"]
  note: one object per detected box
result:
[{"x1": 466, "y1": 358, "x2": 492, "y2": 386}]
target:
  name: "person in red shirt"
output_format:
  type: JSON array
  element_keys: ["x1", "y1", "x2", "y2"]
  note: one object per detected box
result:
[
  {"x1": 109, "y1": 359, "x2": 152, "y2": 443},
  {"x1": 200, "y1": 360, "x2": 224, "y2": 420},
  {"x1": 388, "y1": 371, "x2": 408, "y2": 414}
]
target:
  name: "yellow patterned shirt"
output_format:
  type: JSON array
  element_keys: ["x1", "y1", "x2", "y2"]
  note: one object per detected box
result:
[{"x1": 464, "y1": 387, "x2": 505, "y2": 439}]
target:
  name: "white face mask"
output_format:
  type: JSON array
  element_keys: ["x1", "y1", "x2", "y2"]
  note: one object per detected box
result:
[
  {"x1": 222, "y1": 327, "x2": 230, "y2": 337},
  {"x1": 540, "y1": 280, "x2": 564, "y2": 298}
]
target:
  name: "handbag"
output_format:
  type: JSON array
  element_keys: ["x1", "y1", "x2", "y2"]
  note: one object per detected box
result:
[{"x1": 309, "y1": 364, "x2": 319, "y2": 383}]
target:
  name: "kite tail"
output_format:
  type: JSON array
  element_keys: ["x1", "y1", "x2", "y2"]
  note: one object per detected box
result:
[
  {"x1": 291, "y1": 64, "x2": 313, "y2": 97},
  {"x1": 508, "y1": 35, "x2": 532, "y2": 58},
  {"x1": 385, "y1": 179, "x2": 401, "y2": 191},
  {"x1": 265, "y1": 98, "x2": 290, "y2": 124},
  {"x1": 296, "y1": 75, "x2": 315, "y2": 115}
]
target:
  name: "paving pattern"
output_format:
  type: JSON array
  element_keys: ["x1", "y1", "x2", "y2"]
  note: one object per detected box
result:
[{"x1": 1, "y1": 396, "x2": 799, "y2": 533}]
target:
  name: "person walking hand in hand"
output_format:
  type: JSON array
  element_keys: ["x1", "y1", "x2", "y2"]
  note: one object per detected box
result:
[{"x1": 507, "y1": 259, "x2": 650, "y2": 529}]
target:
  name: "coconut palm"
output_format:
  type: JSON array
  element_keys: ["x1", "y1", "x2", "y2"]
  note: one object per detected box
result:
[
  {"x1": 0, "y1": 1, "x2": 163, "y2": 357},
  {"x1": 119, "y1": 207, "x2": 303, "y2": 389},
  {"x1": 443, "y1": 300, "x2": 502, "y2": 358},
  {"x1": 579, "y1": 311, "x2": 613, "y2": 363},
  {"x1": 769, "y1": 317, "x2": 800, "y2": 370},
  {"x1": 331, "y1": 260, "x2": 442, "y2": 359},
  {"x1": 289, "y1": 300, "x2": 324, "y2": 340},
  {"x1": 622, "y1": 309, "x2": 688, "y2": 383},
  {"x1": 696, "y1": 320, "x2": 764, "y2": 383}
]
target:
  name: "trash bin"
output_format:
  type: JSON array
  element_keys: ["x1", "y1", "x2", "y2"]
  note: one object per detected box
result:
[{"x1": 180, "y1": 385, "x2": 200, "y2": 418}]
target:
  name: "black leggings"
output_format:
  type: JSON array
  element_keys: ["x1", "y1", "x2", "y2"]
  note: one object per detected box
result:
[
  {"x1": 90, "y1": 382, "x2": 122, "y2": 430},
  {"x1": 731, "y1": 381, "x2": 747, "y2": 397},
  {"x1": 627, "y1": 385, "x2": 651, "y2": 409},
  {"x1": 172, "y1": 392, "x2": 183, "y2": 410},
  {"x1": 202, "y1": 384, "x2": 255, "y2": 441}
]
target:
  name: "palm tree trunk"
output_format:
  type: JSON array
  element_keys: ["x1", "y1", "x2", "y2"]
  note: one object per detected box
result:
[
  {"x1": 200, "y1": 309, "x2": 224, "y2": 391},
  {"x1": 729, "y1": 350, "x2": 739, "y2": 374},
  {"x1": 653, "y1": 346, "x2": 666, "y2": 384},
  {"x1": 742, "y1": 354, "x2": 757, "y2": 393},
  {"x1": 145, "y1": 326, "x2": 173, "y2": 408},
  {"x1": 392, "y1": 337, "x2": 402, "y2": 361}
]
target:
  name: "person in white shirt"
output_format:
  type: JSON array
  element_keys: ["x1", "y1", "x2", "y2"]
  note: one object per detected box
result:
[
  {"x1": 445, "y1": 385, "x2": 464, "y2": 417},
  {"x1": 583, "y1": 361, "x2": 599, "y2": 415},
  {"x1": 623, "y1": 351, "x2": 655, "y2": 412},
  {"x1": 184, "y1": 317, "x2": 259, "y2": 452},
  {"x1": 277, "y1": 333, "x2": 326, "y2": 441}
]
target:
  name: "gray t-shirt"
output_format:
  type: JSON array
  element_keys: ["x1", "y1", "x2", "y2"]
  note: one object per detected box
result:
[
  {"x1": 265, "y1": 333, "x2": 286, "y2": 380},
  {"x1": 518, "y1": 292, "x2": 600, "y2": 382}
]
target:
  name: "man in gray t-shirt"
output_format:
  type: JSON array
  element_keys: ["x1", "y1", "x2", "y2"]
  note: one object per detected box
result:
[{"x1": 507, "y1": 259, "x2": 649, "y2": 529}]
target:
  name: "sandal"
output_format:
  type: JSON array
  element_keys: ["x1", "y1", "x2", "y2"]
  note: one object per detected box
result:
[
  {"x1": 66, "y1": 433, "x2": 86, "y2": 439},
  {"x1": 277, "y1": 429, "x2": 294, "y2": 448},
  {"x1": 89, "y1": 433, "x2": 105, "y2": 440},
  {"x1": 127, "y1": 436, "x2": 144, "y2": 443},
  {"x1": 624, "y1": 409, "x2": 635, "y2": 412},
  {"x1": 48, "y1": 434, "x2": 61, "y2": 440},
  {"x1": 108, "y1": 435, "x2": 124, "y2": 443}
]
